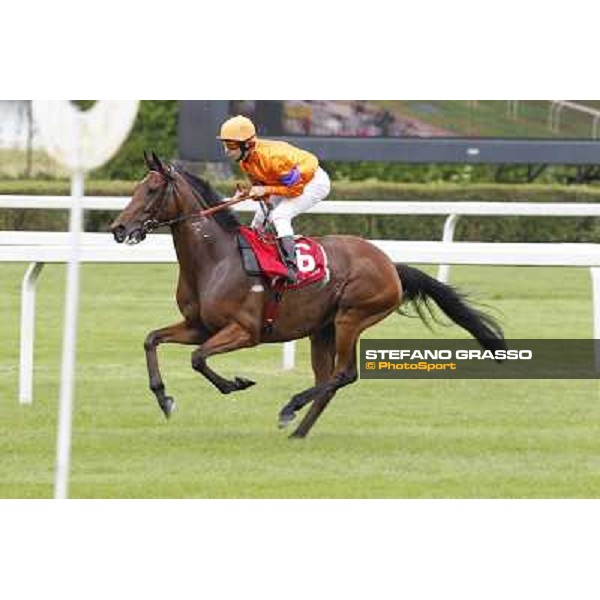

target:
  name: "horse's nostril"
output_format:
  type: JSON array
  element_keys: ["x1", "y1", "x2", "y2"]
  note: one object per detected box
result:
[
  {"x1": 112, "y1": 225, "x2": 126, "y2": 243},
  {"x1": 128, "y1": 229, "x2": 146, "y2": 244}
]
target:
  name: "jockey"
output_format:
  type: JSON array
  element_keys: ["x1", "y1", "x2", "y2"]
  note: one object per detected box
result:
[{"x1": 217, "y1": 114, "x2": 331, "y2": 284}]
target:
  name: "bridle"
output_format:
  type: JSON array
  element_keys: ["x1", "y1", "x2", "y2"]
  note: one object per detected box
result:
[
  {"x1": 140, "y1": 168, "x2": 251, "y2": 235},
  {"x1": 141, "y1": 179, "x2": 205, "y2": 234}
]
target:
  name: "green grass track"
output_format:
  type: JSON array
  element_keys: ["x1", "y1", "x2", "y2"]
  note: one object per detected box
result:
[{"x1": 1, "y1": 263, "x2": 598, "y2": 498}]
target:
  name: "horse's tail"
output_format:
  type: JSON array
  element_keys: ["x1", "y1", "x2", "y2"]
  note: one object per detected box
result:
[{"x1": 395, "y1": 264, "x2": 506, "y2": 351}]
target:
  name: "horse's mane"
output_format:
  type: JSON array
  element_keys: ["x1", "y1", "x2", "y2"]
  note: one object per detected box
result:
[{"x1": 174, "y1": 164, "x2": 241, "y2": 232}]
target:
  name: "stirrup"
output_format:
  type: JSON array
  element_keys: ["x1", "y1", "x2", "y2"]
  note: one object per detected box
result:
[{"x1": 285, "y1": 267, "x2": 298, "y2": 285}]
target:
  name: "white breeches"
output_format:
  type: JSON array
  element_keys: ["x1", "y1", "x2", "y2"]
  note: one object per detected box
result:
[{"x1": 250, "y1": 166, "x2": 331, "y2": 238}]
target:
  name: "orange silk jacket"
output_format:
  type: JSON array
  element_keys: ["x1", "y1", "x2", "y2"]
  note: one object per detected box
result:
[{"x1": 240, "y1": 139, "x2": 318, "y2": 198}]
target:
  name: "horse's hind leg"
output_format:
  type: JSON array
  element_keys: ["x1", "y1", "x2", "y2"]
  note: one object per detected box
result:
[
  {"x1": 289, "y1": 304, "x2": 396, "y2": 439},
  {"x1": 144, "y1": 321, "x2": 206, "y2": 418},
  {"x1": 289, "y1": 323, "x2": 358, "y2": 439},
  {"x1": 278, "y1": 324, "x2": 336, "y2": 428}
]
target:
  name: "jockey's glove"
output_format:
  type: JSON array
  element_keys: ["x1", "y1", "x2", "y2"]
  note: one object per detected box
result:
[{"x1": 250, "y1": 185, "x2": 267, "y2": 199}]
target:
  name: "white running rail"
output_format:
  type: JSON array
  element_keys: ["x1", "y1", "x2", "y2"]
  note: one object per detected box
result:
[{"x1": 2, "y1": 195, "x2": 600, "y2": 395}]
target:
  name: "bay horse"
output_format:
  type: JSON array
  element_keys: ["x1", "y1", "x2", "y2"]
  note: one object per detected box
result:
[{"x1": 110, "y1": 152, "x2": 505, "y2": 438}]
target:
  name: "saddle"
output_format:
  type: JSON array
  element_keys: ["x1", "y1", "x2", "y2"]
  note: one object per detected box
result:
[
  {"x1": 237, "y1": 226, "x2": 330, "y2": 331},
  {"x1": 237, "y1": 226, "x2": 329, "y2": 290}
]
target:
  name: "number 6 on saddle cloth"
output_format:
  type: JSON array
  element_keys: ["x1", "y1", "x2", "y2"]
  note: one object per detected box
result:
[{"x1": 237, "y1": 225, "x2": 329, "y2": 291}]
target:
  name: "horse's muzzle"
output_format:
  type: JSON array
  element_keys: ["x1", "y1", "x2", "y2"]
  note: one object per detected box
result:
[{"x1": 110, "y1": 224, "x2": 146, "y2": 245}]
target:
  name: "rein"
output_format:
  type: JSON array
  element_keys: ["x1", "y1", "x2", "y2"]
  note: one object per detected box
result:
[{"x1": 143, "y1": 184, "x2": 251, "y2": 234}]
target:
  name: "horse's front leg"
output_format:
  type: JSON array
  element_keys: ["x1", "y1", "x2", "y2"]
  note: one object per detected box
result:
[
  {"x1": 191, "y1": 321, "x2": 258, "y2": 394},
  {"x1": 144, "y1": 321, "x2": 206, "y2": 418}
]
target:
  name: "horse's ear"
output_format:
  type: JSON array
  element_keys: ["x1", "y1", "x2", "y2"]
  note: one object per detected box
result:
[
  {"x1": 143, "y1": 150, "x2": 153, "y2": 170},
  {"x1": 151, "y1": 151, "x2": 165, "y2": 174}
]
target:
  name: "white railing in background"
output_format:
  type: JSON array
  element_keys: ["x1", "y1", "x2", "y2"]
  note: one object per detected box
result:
[
  {"x1": 548, "y1": 101, "x2": 600, "y2": 139},
  {"x1": 2, "y1": 195, "x2": 600, "y2": 400},
  {"x1": 4, "y1": 195, "x2": 600, "y2": 283},
  {"x1": 502, "y1": 100, "x2": 600, "y2": 138}
]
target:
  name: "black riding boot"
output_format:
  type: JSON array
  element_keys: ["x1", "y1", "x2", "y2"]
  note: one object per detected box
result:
[{"x1": 278, "y1": 236, "x2": 298, "y2": 284}]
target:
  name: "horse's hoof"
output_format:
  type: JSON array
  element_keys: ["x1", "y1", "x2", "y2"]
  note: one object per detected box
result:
[
  {"x1": 278, "y1": 411, "x2": 296, "y2": 429},
  {"x1": 160, "y1": 396, "x2": 176, "y2": 419},
  {"x1": 289, "y1": 429, "x2": 306, "y2": 440},
  {"x1": 234, "y1": 377, "x2": 256, "y2": 391},
  {"x1": 220, "y1": 377, "x2": 256, "y2": 394}
]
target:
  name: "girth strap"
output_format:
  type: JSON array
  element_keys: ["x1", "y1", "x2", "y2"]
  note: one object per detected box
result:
[{"x1": 263, "y1": 290, "x2": 284, "y2": 333}]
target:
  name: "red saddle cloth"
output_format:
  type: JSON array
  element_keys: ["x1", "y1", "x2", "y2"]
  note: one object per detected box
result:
[{"x1": 237, "y1": 226, "x2": 329, "y2": 290}]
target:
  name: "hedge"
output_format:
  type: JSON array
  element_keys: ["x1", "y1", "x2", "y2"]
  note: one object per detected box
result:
[{"x1": 2, "y1": 180, "x2": 600, "y2": 242}]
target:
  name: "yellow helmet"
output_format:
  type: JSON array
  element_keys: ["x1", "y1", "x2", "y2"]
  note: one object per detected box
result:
[{"x1": 217, "y1": 115, "x2": 256, "y2": 142}]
